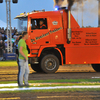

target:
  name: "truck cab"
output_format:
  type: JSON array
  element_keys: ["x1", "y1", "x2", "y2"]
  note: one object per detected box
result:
[{"x1": 15, "y1": 9, "x2": 100, "y2": 73}]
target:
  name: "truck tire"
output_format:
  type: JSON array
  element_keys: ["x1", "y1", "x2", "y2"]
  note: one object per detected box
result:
[
  {"x1": 92, "y1": 64, "x2": 100, "y2": 72},
  {"x1": 40, "y1": 54, "x2": 59, "y2": 73},
  {"x1": 31, "y1": 64, "x2": 42, "y2": 73}
]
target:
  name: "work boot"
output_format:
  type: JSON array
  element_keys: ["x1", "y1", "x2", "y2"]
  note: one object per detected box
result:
[
  {"x1": 18, "y1": 84, "x2": 25, "y2": 87},
  {"x1": 24, "y1": 84, "x2": 30, "y2": 87}
]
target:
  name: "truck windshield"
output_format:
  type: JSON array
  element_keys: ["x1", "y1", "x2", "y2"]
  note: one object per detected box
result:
[{"x1": 18, "y1": 17, "x2": 27, "y2": 33}]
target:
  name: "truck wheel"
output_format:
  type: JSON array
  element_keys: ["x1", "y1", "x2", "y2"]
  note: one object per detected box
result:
[
  {"x1": 31, "y1": 64, "x2": 42, "y2": 73},
  {"x1": 92, "y1": 64, "x2": 100, "y2": 72},
  {"x1": 40, "y1": 54, "x2": 59, "y2": 73}
]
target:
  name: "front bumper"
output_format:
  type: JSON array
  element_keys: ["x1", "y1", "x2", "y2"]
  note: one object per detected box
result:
[{"x1": 28, "y1": 57, "x2": 39, "y2": 64}]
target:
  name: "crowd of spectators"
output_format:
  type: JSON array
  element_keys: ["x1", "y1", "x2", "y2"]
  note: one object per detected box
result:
[{"x1": 0, "y1": 27, "x2": 18, "y2": 61}]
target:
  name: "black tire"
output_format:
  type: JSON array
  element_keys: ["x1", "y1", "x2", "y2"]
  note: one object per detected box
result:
[
  {"x1": 40, "y1": 54, "x2": 59, "y2": 74},
  {"x1": 92, "y1": 64, "x2": 100, "y2": 72},
  {"x1": 31, "y1": 64, "x2": 42, "y2": 73}
]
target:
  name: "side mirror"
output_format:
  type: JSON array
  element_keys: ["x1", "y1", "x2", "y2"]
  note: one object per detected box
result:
[
  {"x1": 12, "y1": 0, "x2": 18, "y2": 3},
  {"x1": 0, "y1": 0, "x2": 3, "y2": 3}
]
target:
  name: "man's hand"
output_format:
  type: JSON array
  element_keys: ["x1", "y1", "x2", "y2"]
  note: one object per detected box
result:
[{"x1": 25, "y1": 57, "x2": 28, "y2": 62}]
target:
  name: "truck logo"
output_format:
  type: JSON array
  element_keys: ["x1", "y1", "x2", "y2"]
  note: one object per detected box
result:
[
  {"x1": 31, "y1": 27, "x2": 62, "y2": 44},
  {"x1": 52, "y1": 21, "x2": 58, "y2": 25}
]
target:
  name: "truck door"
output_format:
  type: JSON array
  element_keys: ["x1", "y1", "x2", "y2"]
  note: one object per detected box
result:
[
  {"x1": 48, "y1": 16, "x2": 63, "y2": 44},
  {"x1": 29, "y1": 18, "x2": 50, "y2": 46}
]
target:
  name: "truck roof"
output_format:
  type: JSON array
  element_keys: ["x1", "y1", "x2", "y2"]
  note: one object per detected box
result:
[
  {"x1": 14, "y1": 13, "x2": 28, "y2": 19},
  {"x1": 14, "y1": 10, "x2": 62, "y2": 19}
]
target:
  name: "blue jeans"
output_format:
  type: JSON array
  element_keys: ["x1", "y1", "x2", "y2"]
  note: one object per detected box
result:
[
  {"x1": 19, "y1": 59, "x2": 30, "y2": 85},
  {"x1": 17, "y1": 58, "x2": 20, "y2": 85}
]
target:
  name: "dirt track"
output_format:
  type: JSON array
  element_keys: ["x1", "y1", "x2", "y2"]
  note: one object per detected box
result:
[
  {"x1": 0, "y1": 65, "x2": 100, "y2": 100},
  {"x1": 0, "y1": 64, "x2": 99, "y2": 82},
  {"x1": 0, "y1": 92, "x2": 100, "y2": 100}
]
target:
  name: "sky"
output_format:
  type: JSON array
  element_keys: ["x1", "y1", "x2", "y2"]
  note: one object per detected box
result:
[
  {"x1": 0, "y1": 0, "x2": 54, "y2": 28},
  {"x1": 0, "y1": 19, "x2": 6, "y2": 28},
  {"x1": 71, "y1": 0, "x2": 98, "y2": 27},
  {"x1": 0, "y1": 0, "x2": 99, "y2": 29}
]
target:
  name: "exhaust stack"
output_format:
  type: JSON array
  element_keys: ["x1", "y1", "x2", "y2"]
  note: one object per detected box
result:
[
  {"x1": 67, "y1": 0, "x2": 74, "y2": 43},
  {"x1": 67, "y1": 6, "x2": 71, "y2": 43},
  {"x1": 53, "y1": 0, "x2": 74, "y2": 43}
]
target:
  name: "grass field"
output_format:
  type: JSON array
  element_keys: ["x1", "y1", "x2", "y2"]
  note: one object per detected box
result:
[
  {"x1": 0, "y1": 61, "x2": 31, "y2": 67},
  {"x1": 0, "y1": 61, "x2": 100, "y2": 93},
  {"x1": 0, "y1": 88, "x2": 100, "y2": 94},
  {"x1": 0, "y1": 79, "x2": 100, "y2": 84},
  {"x1": 0, "y1": 61, "x2": 17, "y2": 67}
]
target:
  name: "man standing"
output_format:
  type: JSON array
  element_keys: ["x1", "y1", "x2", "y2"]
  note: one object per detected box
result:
[
  {"x1": 18, "y1": 32, "x2": 29, "y2": 86},
  {"x1": 16, "y1": 35, "x2": 22, "y2": 86}
]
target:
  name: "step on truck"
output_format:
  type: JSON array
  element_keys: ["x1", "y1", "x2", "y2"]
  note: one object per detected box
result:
[{"x1": 15, "y1": 7, "x2": 100, "y2": 73}]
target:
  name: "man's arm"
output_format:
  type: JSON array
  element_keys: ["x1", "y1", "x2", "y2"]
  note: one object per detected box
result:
[
  {"x1": 42, "y1": 26, "x2": 46, "y2": 29},
  {"x1": 19, "y1": 46, "x2": 27, "y2": 61}
]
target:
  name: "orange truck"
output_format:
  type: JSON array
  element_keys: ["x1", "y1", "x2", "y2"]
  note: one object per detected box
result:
[{"x1": 15, "y1": 8, "x2": 100, "y2": 73}]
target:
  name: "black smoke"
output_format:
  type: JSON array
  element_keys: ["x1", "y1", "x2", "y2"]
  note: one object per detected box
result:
[
  {"x1": 68, "y1": 0, "x2": 89, "y2": 8},
  {"x1": 67, "y1": 0, "x2": 85, "y2": 7},
  {"x1": 68, "y1": 0, "x2": 75, "y2": 7},
  {"x1": 55, "y1": 0, "x2": 59, "y2": 4}
]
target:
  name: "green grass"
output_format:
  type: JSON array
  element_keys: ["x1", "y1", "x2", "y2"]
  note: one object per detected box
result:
[
  {"x1": 0, "y1": 61, "x2": 17, "y2": 67},
  {"x1": 0, "y1": 88, "x2": 100, "y2": 94},
  {"x1": 0, "y1": 79, "x2": 100, "y2": 93},
  {"x1": 29, "y1": 79, "x2": 100, "y2": 83},
  {"x1": 0, "y1": 79, "x2": 100, "y2": 84},
  {"x1": 0, "y1": 61, "x2": 30, "y2": 67}
]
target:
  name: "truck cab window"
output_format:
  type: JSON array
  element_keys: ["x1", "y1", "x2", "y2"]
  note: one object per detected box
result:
[
  {"x1": 18, "y1": 17, "x2": 27, "y2": 34},
  {"x1": 31, "y1": 18, "x2": 48, "y2": 30}
]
